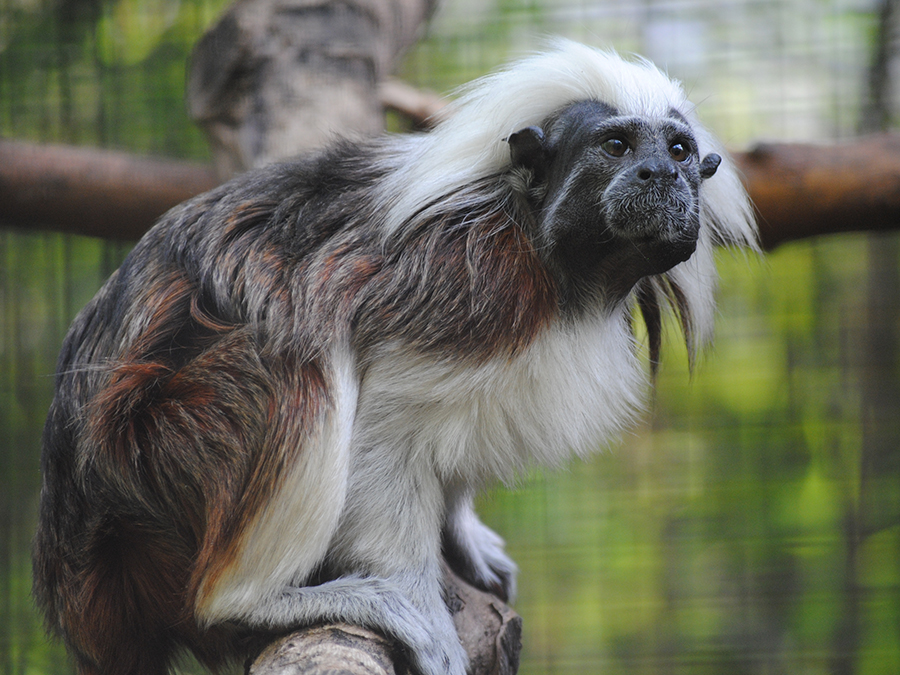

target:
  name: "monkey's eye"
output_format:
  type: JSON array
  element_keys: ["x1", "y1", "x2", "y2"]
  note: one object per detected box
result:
[
  {"x1": 668, "y1": 141, "x2": 692, "y2": 162},
  {"x1": 600, "y1": 137, "x2": 629, "y2": 158}
]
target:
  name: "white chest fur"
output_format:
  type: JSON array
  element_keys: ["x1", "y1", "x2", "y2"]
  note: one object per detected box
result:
[
  {"x1": 197, "y1": 306, "x2": 650, "y2": 620},
  {"x1": 355, "y1": 305, "x2": 648, "y2": 484}
]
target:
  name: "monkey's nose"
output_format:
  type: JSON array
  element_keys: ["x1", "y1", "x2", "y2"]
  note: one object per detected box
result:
[{"x1": 636, "y1": 159, "x2": 677, "y2": 182}]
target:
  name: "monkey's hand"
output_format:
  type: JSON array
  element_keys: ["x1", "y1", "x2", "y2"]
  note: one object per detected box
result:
[{"x1": 443, "y1": 495, "x2": 517, "y2": 603}]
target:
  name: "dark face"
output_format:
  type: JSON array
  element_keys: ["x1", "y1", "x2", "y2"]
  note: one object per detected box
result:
[{"x1": 508, "y1": 100, "x2": 720, "y2": 305}]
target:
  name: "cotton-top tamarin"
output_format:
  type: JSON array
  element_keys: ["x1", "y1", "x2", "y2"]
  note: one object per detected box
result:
[{"x1": 33, "y1": 40, "x2": 756, "y2": 675}]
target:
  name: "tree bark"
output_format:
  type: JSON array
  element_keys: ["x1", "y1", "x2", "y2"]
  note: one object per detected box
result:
[
  {"x1": 248, "y1": 625, "x2": 399, "y2": 675},
  {"x1": 739, "y1": 134, "x2": 900, "y2": 250},
  {"x1": 186, "y1": 0, "x2": 438, "y2": 178},
  {"x1": 0, "y1": 139, "x2": 218, "y2": 241}
]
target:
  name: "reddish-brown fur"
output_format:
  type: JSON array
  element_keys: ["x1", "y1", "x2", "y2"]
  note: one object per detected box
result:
[
  {"x1": 355, "y1": 200, "x2": 558, "y2": 361},
  {"x1": 45, "y1": 251, "x2": 333, "y2": 671}
]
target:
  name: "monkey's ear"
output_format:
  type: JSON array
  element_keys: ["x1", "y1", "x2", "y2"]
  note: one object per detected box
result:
[
  {"x1": 699, "y1": 153, "x2": 722, "y2": 179},
  {"x1": 507, "y1": 126, "x2": 548, "y2": 174}
]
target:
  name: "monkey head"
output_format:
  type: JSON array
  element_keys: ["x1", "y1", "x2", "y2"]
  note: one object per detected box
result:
[{"x1": 508, "y1": 100, "x2": 723, "y2": 303}]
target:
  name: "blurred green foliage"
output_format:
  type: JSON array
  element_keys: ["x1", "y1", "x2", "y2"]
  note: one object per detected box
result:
[{"x1": 1, "y1": 0, "x2": 899, "y2": 674}]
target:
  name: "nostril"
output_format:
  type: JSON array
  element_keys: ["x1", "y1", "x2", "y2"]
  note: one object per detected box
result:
[{"x1": 636, "y1": 161, "x2": 677, "y2": 182}]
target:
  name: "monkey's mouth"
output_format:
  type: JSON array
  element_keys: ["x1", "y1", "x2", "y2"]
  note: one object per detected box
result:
[
  {"x1": 602, "y1": 190, "x2": 700, "y2": 275},
  {"x1": 629, "y1": 225, "x2": 699, "y2": 276},
  {"x1": 548, "y1": 186, "x2": 701, "y2": 294},
  {"x1": 604, "y1": 186, "x2": 697, "y2": 234}
]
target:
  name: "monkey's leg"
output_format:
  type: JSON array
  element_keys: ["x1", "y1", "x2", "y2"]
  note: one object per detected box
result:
[
  {"x1": 241, "y1": 573, "x2": 467, "y2": 675},
  {"x1": 442, "y1": 486, "x2": 517, "y2": 603},
  {"x1": 229, "y1": 425, "x2": 467, "y2": 675}
]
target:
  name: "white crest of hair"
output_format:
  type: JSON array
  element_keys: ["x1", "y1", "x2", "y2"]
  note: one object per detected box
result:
[
  {"x1": 375, "y1": 40, "x2": 676, "y2": 237},
  {"x1": 376, "y1": 39, "x2": 753, "y2": 248}
]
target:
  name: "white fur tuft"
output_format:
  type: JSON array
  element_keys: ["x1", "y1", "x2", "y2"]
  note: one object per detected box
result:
[{"x1": 354, "y1": 304, "x2": 646, "y2": 484}]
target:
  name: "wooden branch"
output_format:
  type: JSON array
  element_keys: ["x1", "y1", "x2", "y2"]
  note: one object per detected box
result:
[
  {"x1": 379, "y1": 78, "x2": 448, "y2": 128},
  {"x1": 4, "y1": 135, "x2": 900, "y2": 248},
  {"x1": 740, "y1": 134, "x2": 900, "y2": 250},
  {"x1": 247, "y1": 567, "x2": 522, "y2": 675},
  {"x1": 249, "y1": 625, "x2": 398, "y2": 675},
  {"x1": 0, "y1": 140, "x2": 217, "y2": 240}
]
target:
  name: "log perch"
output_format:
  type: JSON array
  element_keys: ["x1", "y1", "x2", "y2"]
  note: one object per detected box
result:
[
  {"x1": 3, "y1": 134, "x2": 900, "y2": 249},
  {"x1": 246, "y1": 566, "x2": 521, "y2": 675},
  {"x1": 740, "y1": 134, "x2": 900, "y2": 249},
  {"x1": 0, "y1": 140, "x2": 218, "y2": 241},
  {"x1": 248, "y1": 625, "x2": 399, "y2": 675}
]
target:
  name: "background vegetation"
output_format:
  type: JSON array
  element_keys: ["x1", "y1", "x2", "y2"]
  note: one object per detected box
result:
[{"x1": 2, "y1": 0, "x2": 899, "y2": 673}]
